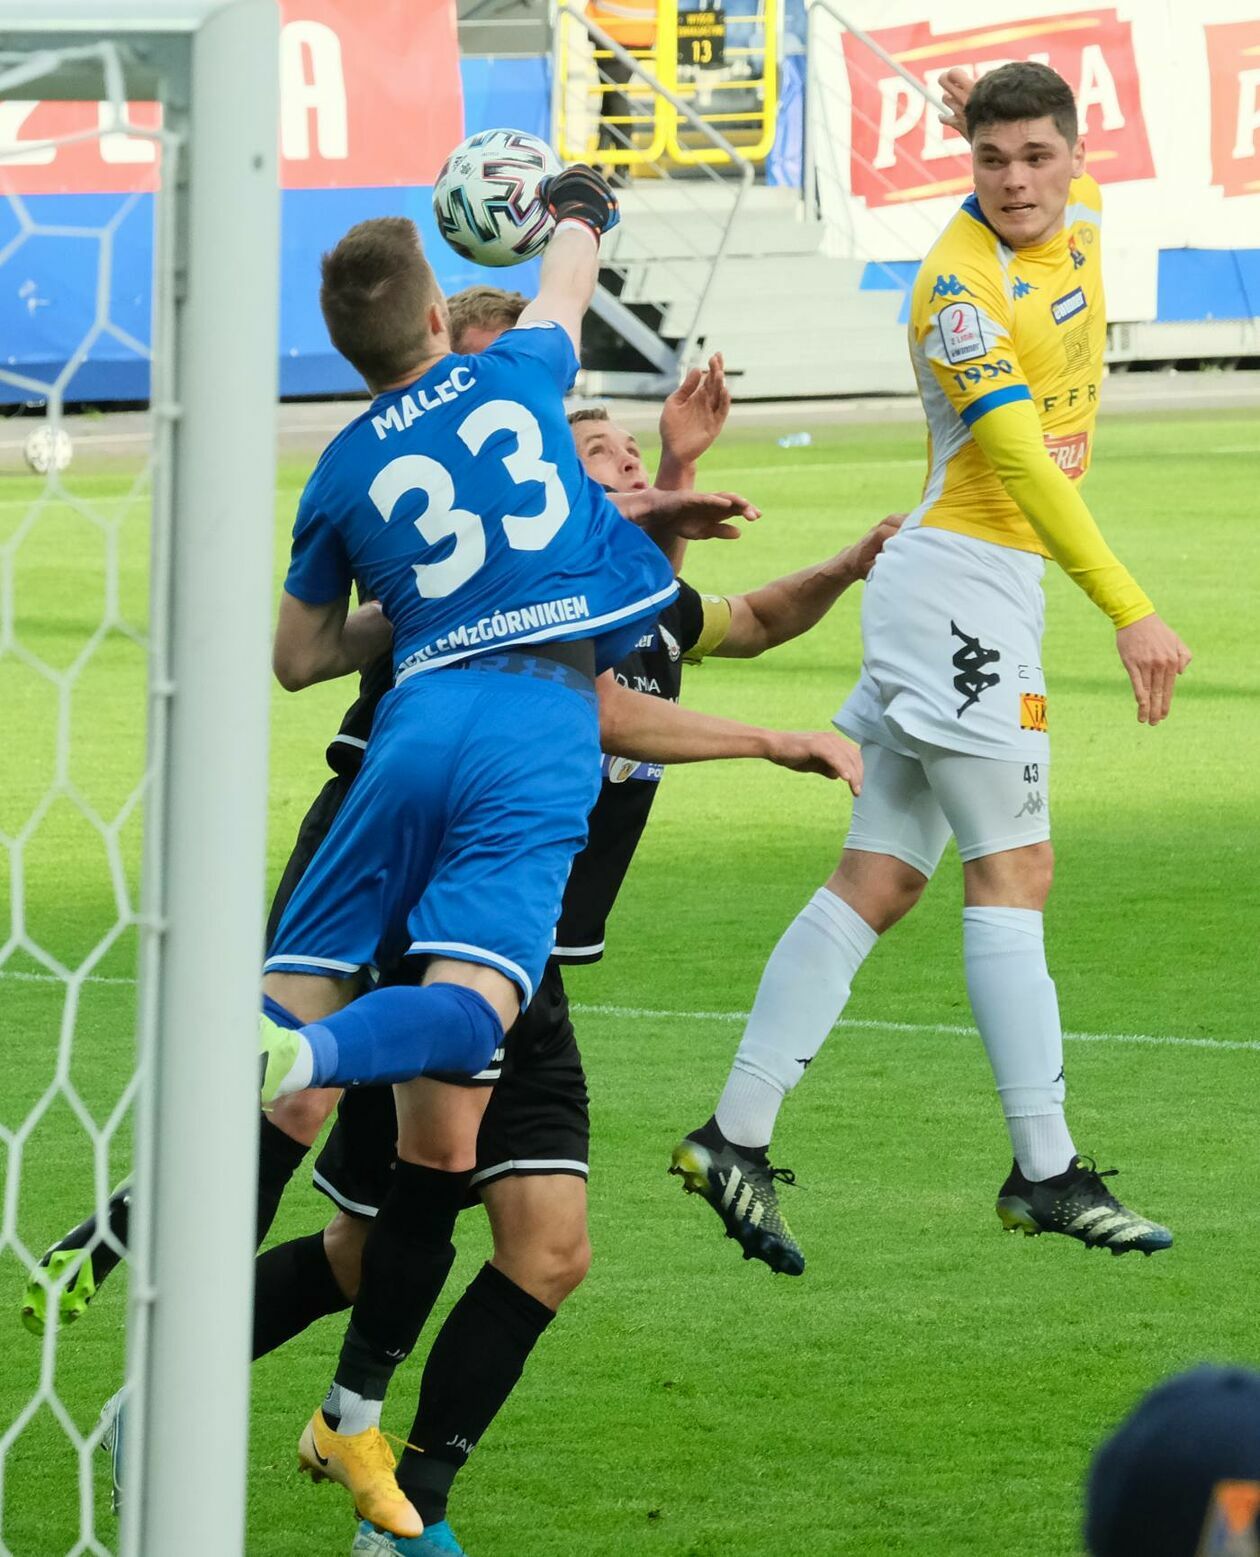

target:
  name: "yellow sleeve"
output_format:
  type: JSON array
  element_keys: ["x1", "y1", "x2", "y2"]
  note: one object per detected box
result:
[
  {"x1": 682, "y1": 594, "x2": 733, "y2": 663},
  {"x1": 969, "y1": 399, "x2": 1154, "y2": 628},
  {"x1": 913, "y1": 260, "x2": 1032, "y2": 425}
]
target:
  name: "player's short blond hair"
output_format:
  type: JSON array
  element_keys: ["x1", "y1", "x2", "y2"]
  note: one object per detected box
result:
[
  {"x1": 567, "y1": 406, "x2": 611, "y2": 427},
  {"x1": 447, "y1": 285, "x2": 528, "y2": 351}
]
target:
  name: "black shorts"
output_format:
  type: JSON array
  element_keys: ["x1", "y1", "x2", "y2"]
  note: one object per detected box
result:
[{"x1": 311, "y1": 961, "x2": 589, "y2": 1217}]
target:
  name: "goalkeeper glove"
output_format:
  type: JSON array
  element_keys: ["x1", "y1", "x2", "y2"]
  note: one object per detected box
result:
[{"x1": 542, "y1": 164, "x2": 620, "y2": 240}]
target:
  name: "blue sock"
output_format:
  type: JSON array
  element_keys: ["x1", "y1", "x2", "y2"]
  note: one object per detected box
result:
[{"x1": 301, "y1": 983, "x2": 504, "y2": 1089}]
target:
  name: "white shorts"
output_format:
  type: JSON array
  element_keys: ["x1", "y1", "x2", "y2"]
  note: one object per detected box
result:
[
  {"x1": 836, "y1": 526, "x2": 1050, "y2": 763},
  {"x1": 846, "y1": 740, "x2": 1050, "y2": 876}
]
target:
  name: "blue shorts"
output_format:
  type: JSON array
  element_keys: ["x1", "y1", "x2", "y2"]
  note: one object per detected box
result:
[{"x1": 264, "y1": 654, "x2": 601, "y2": 1006}]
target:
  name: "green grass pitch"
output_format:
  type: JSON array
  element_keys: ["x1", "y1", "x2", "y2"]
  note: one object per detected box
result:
[{"x1": 1, "y1": 406, "x2": 1258, "y2": 1556}]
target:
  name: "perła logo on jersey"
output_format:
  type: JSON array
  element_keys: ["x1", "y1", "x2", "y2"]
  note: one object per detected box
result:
[{"x1": 1043, "y1": 432, "x2": 1088, "y2": 480}]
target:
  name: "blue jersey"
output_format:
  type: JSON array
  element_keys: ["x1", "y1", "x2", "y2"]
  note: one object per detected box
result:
[{"x1": 284, "y1": 323, "x2": 677, "y2": 677}]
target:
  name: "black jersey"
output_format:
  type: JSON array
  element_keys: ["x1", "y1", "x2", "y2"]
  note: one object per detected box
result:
[
  {"x1": 325, "y1": 579, "x2": 707, "y2": 964},
  {"x1": 554, "y1": 579, "x2": 705, "y2": 962},
  {"x1": 324, "y1": 653, "x2": 393, "y2": 777}
]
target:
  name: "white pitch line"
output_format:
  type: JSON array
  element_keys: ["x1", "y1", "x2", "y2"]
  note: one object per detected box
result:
[
  {"x1": 1, "y1": 968, "x2": 137, "y2": 987},
  {"x1": 3, "y1": 971, "x2": 1251, "y2": 1054},
  {"x1": 569, "y1": 1002, "x2": 1260, "y2": 1054}
]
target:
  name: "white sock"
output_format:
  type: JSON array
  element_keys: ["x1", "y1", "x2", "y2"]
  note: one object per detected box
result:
[
  {"x1": 715, "y1": 887, "x2": 877, "y2": 1149},
  {"x1": 962, "y1": 905, "x2": 1076, "y2": 1181},
  {"x1": 323, "y1": 1382, "x2": 381, "y2": 1437},
  {"x1": 273, "y1": 1032, "x2": 314, "y2": 1098}
]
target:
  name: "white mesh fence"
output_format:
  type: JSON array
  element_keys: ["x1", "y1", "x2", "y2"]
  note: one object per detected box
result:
[{"x1": 0, "y1": 49, "x2": 178, "y2": 1557}]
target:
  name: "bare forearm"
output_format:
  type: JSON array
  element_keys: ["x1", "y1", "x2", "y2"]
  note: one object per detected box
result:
[
  {"x1": 275, "y1": 602, "x2": 391, "y2": 691},
  {"x1": 599, "y1": 681, "x2": 777, "y2": 764},
  {"x1": 655, "y1": 450, "x2": 696, "y2": 492},
  {"x1": 653, "y1": 455, "x2": 694, "y2": 571},
  {"x1": 729, "y1": 553, "x2": 857, "y2": 657}
]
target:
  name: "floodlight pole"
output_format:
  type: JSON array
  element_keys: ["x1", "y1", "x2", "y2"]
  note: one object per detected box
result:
[{"x1": 0, "y1": 3, "x2": 280, "y2": 1553}]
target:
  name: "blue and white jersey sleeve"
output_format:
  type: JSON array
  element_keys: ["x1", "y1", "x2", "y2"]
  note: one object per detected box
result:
[
  {"x1": 284, "y1": 480, "x2": 353, "y2": 605},
  {"x1": 481, "y1": 322, "x2": 579, "y2": 394}
]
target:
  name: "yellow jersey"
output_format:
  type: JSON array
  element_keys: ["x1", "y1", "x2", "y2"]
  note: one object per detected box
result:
[{"x1": 903, "y1": 174, "x2": 1152, "y2": 628}]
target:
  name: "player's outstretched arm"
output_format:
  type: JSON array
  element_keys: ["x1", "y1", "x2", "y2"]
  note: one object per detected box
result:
[
  {"x1": 613, "y1": 485, "x2": 761, "y2": 543},
  {"x1": 713, "y1": 514, "x2": 903, "y2": 658},
  {"x1": 653, "y1": 353, "x2": 731, "y2": 573},
  {"x1": 657, "y1": 353, "x2": 730, "y2": 491},
  {"x1": 597, "y1": 674, "x2": 863, "y2": 792},
  {"x1": 273, "y1": 592, "x2": 393, "y2": 692},
  {"x1": 968, "y1": 401, "x2": 1192, "y2": 723},
  {"x1": 519, "y1": 165, "x2": 620, "y2": 352}
]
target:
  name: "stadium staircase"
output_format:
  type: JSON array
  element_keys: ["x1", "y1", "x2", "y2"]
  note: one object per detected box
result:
[{"x1": 583, "y1": 183, "x2": 914, "y2": 400}]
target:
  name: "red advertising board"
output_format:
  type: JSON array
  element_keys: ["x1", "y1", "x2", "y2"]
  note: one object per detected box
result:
[
  {"x1": 0, "y1": 0, "x2": 464, "y2": 195},
  {"x1": 1205, "y1": 19, "x2": 1260, "y2": 198},
  {"x1": 842, "y1": 9, "x2": 1155, "y2": 207}
]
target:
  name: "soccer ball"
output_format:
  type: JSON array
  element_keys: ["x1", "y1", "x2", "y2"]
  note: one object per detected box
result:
[
  {"x1": 22, "y1": 424, "x2": 73, "y2": 474},
  {"x1": 432, "y1": 128, "x2": 562, "y2": 268}
]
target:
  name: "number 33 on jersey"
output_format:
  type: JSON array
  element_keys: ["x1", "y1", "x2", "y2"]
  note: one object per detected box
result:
[{"x1": 284, "y1": 323, "x2": 676, "y2": 678}]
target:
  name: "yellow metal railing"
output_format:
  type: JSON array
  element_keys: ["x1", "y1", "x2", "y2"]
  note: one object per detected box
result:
[{"x1": 555, "y1": 0, "x2": 778, "y2": 168}]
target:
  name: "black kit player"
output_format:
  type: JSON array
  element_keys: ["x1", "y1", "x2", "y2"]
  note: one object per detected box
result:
[{"x1": 254, "y1": 392, "x2": 892, "y2": 1556}]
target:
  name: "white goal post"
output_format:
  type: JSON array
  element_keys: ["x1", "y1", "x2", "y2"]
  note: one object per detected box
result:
[{"x1": 0, "y1": 4, "x2": 279, "y2": 1554}]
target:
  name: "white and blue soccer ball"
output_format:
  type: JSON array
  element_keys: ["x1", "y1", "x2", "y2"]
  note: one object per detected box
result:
[{"x1": 432, "y1": 128, "x2": 562, "y2": 268}]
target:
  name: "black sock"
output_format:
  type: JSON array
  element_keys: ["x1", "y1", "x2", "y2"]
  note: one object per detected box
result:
[
  {"x1": 693, "y1": 1114, "x2": 769, "y2": 1163},
  {"x1": 256, "y1": 1115, "x2": 309, "y2": 1244},
  {"x1": 331, "y1": 1160, "x2": 469, "y2": 1399},
  {"x1": 396, "y1": 1262, "x2": 555, "y2": 1525},
  {"x1": 252, "y1": 1231, "x2": 350, "y2": 1360}
]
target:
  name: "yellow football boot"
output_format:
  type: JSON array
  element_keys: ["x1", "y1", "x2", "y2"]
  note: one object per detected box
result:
[{"x1": 297, "y1": 1409, "x2": 422, "y2": 1539}]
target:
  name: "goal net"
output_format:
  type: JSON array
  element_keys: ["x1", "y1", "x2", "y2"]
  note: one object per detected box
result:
[{"x1": 0, "y1": 7, "x2": 279, "y2": 1554}]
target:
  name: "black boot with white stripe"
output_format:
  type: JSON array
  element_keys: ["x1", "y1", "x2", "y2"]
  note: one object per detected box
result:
[
  {"x1": 996, "y1": 1155, "x2": 1173, "y2": 1256},
  {"x1": 670, "y1": 1125, "x2": 805, "y2": 1276}
]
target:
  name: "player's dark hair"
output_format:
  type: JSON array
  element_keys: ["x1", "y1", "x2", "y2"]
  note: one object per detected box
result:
[
  {"x1": 965, "y1": 61, "x2": 1078, "y2": 146},
  {"x1": 319, "y1": 217, "x2": 442, "y2": 388},
  {"x1": 447, "y1": 285, "x2": 528, "y2": 351},
  {"x1": 567, "y1": 406, "x2": 611, "y2": 427}
]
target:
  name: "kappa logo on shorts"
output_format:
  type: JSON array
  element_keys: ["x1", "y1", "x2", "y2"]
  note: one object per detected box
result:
[
  {"x1": 950, "y1": 620, "x2": 1001, "y2": 716},
  {"x1": 1020, "y1": 692, "x2": 1048, "y2": 731},
  {"x1": 1015, "y1": 791, "x2": 1047, "y2": 818}
]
